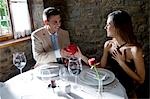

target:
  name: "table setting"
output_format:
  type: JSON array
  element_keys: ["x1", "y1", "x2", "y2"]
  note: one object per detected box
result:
[
  {"x1": 0, "y1": 45, "x2": 127, "y2": 99},
  {"x1": 0, "y1": 62, "x2": 128, "y2": 99}
]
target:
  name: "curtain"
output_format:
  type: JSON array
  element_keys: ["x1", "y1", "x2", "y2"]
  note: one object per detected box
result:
[{"x1": 9, "y1": 0, "x2": 31, "y2": 39}]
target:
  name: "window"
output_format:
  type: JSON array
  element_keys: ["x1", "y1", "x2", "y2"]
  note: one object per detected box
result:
[
  {"x1": 0, "y1": 0, "x2": 31, "y2": 41},
  {"x1": 0, "y1": 0, "x2": 12, "y2": 38}
]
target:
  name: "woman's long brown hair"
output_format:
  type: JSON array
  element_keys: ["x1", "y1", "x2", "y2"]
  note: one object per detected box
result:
[{"x1": 108, "y1": 10, "x2": 141, "y2": 47}]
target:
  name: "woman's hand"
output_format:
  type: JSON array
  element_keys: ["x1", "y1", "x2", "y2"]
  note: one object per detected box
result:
[
  {"x1": 73, "y1": 46, "x2": 82, "y2": 58},
  {"x1": 88, "y1": 58, "x2": 101, "y2": 68},
  {"x1": 111, "y1": 49, "x2": 126, "y2": 66},
  {"x1": 104, "y1": 41, "x2": 112, "y2": 52}
]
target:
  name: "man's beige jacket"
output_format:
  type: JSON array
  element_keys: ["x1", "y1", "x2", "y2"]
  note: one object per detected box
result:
[{"x1": 31, "y1": 27, "x2": 70, "y2": 65}]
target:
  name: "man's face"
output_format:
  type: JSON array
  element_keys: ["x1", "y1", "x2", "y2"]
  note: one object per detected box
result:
[{"x1": 47, "y1": 15, "x2": 61, "y2": 33}]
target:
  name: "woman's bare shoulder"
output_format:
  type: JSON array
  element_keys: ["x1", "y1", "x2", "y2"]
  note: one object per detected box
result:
[{"x1": 128, "y1": 45, "x2": 143, "y2": 57}]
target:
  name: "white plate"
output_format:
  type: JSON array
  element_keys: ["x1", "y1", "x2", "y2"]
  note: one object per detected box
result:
[
  {"x1": 0, "y1": 82, "x2": 4, "y2": 87},
  {"x1": 79, "y1": 68, "x2": 115, "y2": 86}
]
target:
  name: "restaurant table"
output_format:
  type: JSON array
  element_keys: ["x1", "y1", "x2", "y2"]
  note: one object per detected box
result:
[{"x1": 0, "y1": 65, "x2": 128, "y2": 99}]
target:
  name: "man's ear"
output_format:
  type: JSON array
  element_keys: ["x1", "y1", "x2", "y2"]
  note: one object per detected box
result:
[{"x1": 43, "y1": 20, "x2": 49, "y2": 25}]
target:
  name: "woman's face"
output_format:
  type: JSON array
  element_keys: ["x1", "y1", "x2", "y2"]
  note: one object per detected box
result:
[
  {"x1": 104, "y1": 16, "x2": 116, "y2": 37},
  {"x1": 47, "y1": 15, "x2": 61, "y2": 33}
]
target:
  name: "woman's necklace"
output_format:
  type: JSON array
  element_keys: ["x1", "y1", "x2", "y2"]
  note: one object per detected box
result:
[
  {"x1": 116, "y1": 42, "x2": 127, "y2": 54},
  {"x1": 117, "y1": 42, "x2": 127, "y2": 49}
]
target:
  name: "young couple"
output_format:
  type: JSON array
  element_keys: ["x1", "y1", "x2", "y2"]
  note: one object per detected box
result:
[{"x1": 31, "y1": 7, "x2": 145, "y2": 98}]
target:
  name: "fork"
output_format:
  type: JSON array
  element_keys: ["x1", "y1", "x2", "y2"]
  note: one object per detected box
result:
[{"x1": 101, "y1": 73, "x2": 107, "y2": 81}]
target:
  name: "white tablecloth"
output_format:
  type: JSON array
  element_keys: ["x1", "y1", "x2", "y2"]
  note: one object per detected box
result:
[{"x1": 0, "y1": 65, "x2": 128, "y2": 99}]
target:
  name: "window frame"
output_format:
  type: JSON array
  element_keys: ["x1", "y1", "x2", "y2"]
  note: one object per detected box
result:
[
  {"x1": 0, "y1": 0, "x2": 13, "y2": 41},
  {"x1": 0, "y1": 0, "x2": 33, "y2": 42}
]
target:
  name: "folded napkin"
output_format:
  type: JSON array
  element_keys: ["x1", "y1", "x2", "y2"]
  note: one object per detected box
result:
[{"x1": 86, "y1": 71, "x2": 108, "y2": 81}]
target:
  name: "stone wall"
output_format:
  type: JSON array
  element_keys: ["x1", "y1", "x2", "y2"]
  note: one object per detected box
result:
[{"x1": 31, "y1": 0, "x2": 44, "y2": 30}]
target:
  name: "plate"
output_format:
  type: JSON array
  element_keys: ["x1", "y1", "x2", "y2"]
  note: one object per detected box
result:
[
  {"x1": 0, "y1": 82, "x2": 4, "y2": 87},
  {"x1": 79, "y1": 68, "x2": 115, "y2": 86}
]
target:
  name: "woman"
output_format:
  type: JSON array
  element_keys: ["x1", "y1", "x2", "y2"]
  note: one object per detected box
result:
[{"x1": 100, "y1": 10, "x2": 145, "y2": 98}]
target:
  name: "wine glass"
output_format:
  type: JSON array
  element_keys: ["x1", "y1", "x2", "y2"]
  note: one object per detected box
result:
[
  {"x1": 13, "y1": 52, "x2": 26, "y2": 74},
  {"x1": 59, "y1": 66, "x2": 69, "y2": 81},
  {"x1": 68, "y1": 57, "x2": 82, "y2": 88}
]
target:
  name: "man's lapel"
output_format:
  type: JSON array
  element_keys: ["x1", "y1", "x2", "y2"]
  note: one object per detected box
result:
[
  {"x1": 57, "y1": 30, "x2": 63, "y2": 48},
  {"x1": 42, "y1": 29, "x2": 53, "y2": 51}
]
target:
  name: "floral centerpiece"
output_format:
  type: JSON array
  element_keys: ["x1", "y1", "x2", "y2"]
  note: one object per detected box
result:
[
  {"x1": 88, "y1": 58, "x2": 103, "y2": 95},
  {"x1": 88, "y1": 58, "x2": 100, "y2": 79}
]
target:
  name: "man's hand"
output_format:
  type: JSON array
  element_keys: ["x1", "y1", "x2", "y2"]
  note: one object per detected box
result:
[{"x1": 60, "y1": 49, "x2": 71, "y2": 58}]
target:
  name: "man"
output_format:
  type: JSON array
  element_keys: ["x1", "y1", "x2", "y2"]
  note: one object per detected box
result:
[{"x1": 31, "y1": 7, "x2": 71, "y2": 66}]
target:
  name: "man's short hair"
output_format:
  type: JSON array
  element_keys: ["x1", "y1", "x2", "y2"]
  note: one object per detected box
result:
[{"x1": 43, "y1": 7, "x2": 60, "y2": 21}]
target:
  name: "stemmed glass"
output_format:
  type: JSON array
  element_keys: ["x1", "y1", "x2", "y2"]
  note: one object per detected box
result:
[
  {"x1": 13, "y1": 52, "x2": 26, "y2": 74},
  {"x1": 98, "y1": 78, "x2": 103, "y2": 99},
  {"x1": 37, "y1": 65, "x2": 60, "y2": 87},
  {"x1": 97, "y1": 72, "x2": 107, "y2": 99},
  {"x1": 59, "y1": 66, "x2": 69, "y2": 81},
  {"x1": 68, "y1": 57, "x2": 82, "y2": 88}
]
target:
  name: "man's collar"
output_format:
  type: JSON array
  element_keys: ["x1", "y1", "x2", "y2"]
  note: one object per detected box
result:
[
  {"x1": 44, "y1": 26, "x2": 58, "y2": 35},
  {"x1": 50, "y1": 32, "x2": 58, "y2": 36}
]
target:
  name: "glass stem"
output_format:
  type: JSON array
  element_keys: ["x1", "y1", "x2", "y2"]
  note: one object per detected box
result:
[
  {"x1": 75, "y1": 75, "x2": 77, "y2": 84},
  {"x1": 20, "y1": 69, "x2": 22, "y2": 74},
  {"x1": 98, "y1": 79, "x2": 103, "y2": 94}
]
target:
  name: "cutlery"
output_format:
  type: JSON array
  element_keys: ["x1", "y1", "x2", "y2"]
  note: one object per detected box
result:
[{"x1": 86, "y1": 71, "x2": 107, "y2": 81}]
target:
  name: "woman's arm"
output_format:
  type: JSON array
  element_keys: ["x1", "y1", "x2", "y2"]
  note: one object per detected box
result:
[
  {"x1": 73, "y1": 46, "x2": 89, "y2": 64},
  {"x1": 100, "y1": 41, "x2": 112, "y2": 67},
  {"x1": 112, "y1": 47, "x2": 145, "y2": 84},
  {"x1": 131, "y1": 47, "x2": 145, "y2": 84}
]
